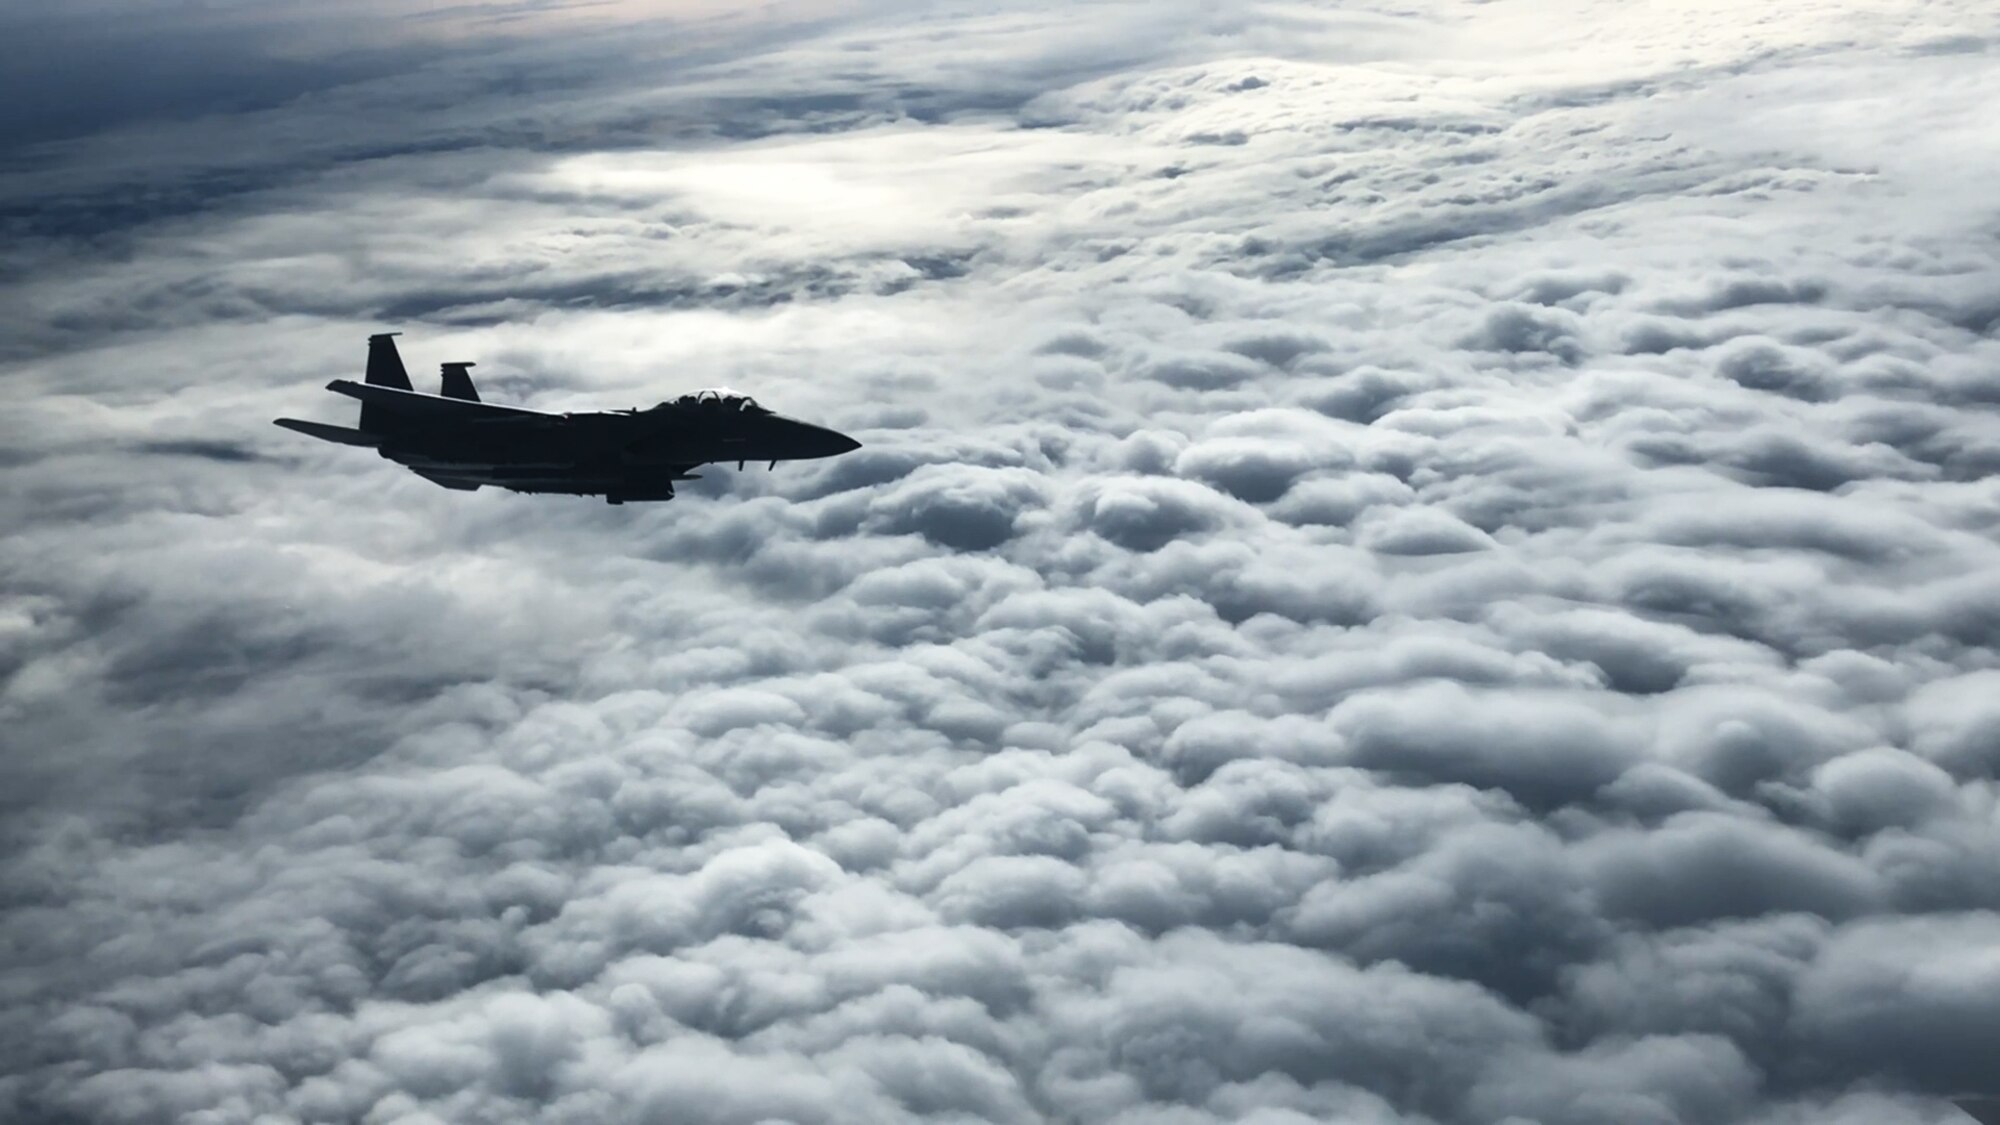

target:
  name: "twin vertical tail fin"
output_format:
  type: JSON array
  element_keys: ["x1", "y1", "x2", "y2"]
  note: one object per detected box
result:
[
  {"x1": 366, "y1": 333, "x2": 413, "y2": 389},
  {"x1": 440, "y1": 362, "x2": 480, "y2": 402},
  {"x1": 278, "y1": 332, "x2": 496, "y2": 447},
  {"x1": 360, "y1": 332, "x2": 413, "y2": 434}
]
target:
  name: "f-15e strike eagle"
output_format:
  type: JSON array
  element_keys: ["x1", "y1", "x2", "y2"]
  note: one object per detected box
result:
[{"x1": 275, "y1": 334, "x2": 861, "y2": 503}]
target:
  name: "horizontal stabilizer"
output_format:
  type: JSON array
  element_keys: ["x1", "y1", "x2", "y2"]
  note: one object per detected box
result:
[
  {"x1": 326, "y1": 379, "x2": 550, "y2": 421},
  {"x1": 274, "y1": 418, "x2": 382, "y2": 447}
]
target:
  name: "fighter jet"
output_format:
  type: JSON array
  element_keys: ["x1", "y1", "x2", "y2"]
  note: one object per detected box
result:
[{"x1": 275, "y1": 334, "x2": 860, "y2": 503}]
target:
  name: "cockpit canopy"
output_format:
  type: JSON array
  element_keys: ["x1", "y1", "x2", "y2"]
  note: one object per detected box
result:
[{"x1": 655, "y1": 387, "x2": 769, "y2": 414}]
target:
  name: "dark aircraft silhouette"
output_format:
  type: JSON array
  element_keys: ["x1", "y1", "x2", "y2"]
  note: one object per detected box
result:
[
  {"x1": 1958, "y1": 1098, "x2": 2000, "y2": 1125},
  {"x1": 275, "y1": 334, "x2": 860, "y2": 503}
]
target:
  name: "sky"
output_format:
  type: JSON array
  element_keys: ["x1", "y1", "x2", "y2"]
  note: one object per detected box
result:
[{"x1": 3, "y1": 1, "x2": 2000, "y2": 1122}]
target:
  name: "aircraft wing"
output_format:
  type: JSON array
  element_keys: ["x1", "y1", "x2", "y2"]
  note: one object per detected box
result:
[
  {"x1": 404, "y1": 464, "x2": 703, "y2": 499},
  {"x1": 1957, "y1": 1098, "x2": 2000, "y2": 1125},
  {"x1": 325, "y1": 380, "x2": 554, "y2": 422}
]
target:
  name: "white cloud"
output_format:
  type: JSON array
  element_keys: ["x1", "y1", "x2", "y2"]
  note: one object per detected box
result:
[{"x1": 5, "y1": 1, "x2": 2000, "y2": 1123}]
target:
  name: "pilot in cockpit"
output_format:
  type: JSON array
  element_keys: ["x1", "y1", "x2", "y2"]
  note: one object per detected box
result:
[{"x1": 650, "y1": 388, "x2": 771, "y2": 416}]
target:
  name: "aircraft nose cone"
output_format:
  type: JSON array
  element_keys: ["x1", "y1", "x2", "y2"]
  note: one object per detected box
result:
[
  {"x1": 801, "y1": 423, "x2": 860, "y2": 457},
  {"x1": 770, "y1": 416, "x2": 861, "y2": 459}
]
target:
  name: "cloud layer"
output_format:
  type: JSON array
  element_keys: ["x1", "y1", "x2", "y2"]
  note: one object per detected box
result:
[{"x1": 4, "y1": 1, "x2": 2000, "y2": 1122}]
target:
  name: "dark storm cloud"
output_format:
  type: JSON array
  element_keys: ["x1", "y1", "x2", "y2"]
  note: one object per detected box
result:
[
  {"x1": 0, "y1": 3, "x2": 929, "y2": 257},
  {"x1": 6, "y1": 1, "x2": 2000, "y2": 1124},
  {"x1": 0, "y1": 7, "x2": 431, "y2": 152}
]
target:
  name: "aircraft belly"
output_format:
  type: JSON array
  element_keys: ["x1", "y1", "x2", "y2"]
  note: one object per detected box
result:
[
  {"x1": 383, "y1": 432, "x2": 581, "y2": 470},
  {"x1": 381, "y1": 421, "x2": 705, "y2": 493},
  {"x1": 393, "y1": 459, "x2": 578, "y2": 472},
  {"x1": 406, "y1": 457, "x2": 699, "y2": 496}
]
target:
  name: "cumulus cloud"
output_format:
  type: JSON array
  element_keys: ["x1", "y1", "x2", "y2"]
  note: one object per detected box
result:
[{"x1": 5, "y1": 0, "x2": 2000, "y2": 1123}]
